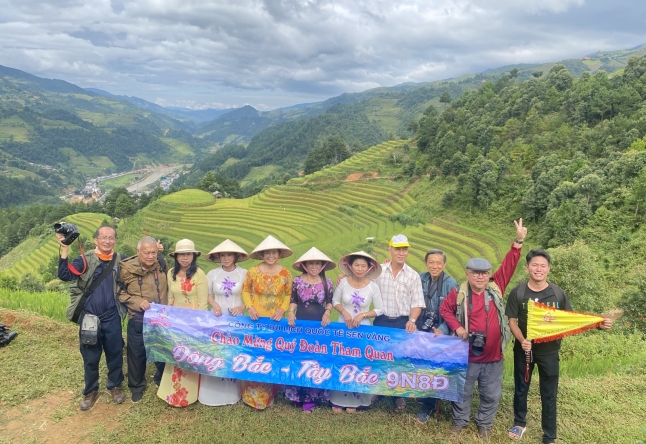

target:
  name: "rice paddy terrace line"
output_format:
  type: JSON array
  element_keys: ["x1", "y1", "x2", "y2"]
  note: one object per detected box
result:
[
  {"x1": 1, "y1": 213, "x2": 109, "y2": 278},
  {"x1": 135, "y1": 142, "x2": 506, "y2": 278},
  {"x1": 3, "y1": 142, "x2": 507, "y2": 283}
]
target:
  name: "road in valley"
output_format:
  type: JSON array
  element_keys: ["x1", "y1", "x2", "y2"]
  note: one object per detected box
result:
[{"x1": 126, "y1": 165, "x2": 183, "y2": 193}]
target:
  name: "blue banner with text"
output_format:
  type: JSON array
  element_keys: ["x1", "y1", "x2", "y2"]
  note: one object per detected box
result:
[{"x1": 144, "y1": 304, "x2": 468, "y2": 401}]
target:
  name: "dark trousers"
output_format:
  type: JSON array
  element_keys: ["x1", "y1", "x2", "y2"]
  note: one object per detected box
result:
[
  {"x1": 513, "y1": 348, "x2": 559, "y2": 443},
  {"x1": 373, "y1": 315, "x2": 409, "y2": 407},
  {"x1": 79, "y1": 313, "x2": 124, "y2": 395},
  {"x1": 126, "y1": 317, "x2": 165, "y2": 394},
  {"x1": 420, "y1": 397, "x2": 440, "y2": 414},
  {"x1": 373, "y1": 315, "x2": 409, "y2": 329}
]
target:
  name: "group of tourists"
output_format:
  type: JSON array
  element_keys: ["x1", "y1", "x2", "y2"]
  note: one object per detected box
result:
[{"x1": 57, "y1": 218, "x2": 612, "y2": 443}]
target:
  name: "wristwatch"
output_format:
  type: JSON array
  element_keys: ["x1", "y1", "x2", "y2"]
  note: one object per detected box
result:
[{"x1": 409, "y1": 318, "x2": 416, "y2": 323}]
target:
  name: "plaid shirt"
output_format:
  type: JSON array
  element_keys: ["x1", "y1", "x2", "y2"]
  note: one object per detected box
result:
[{"x1": 374, "y1": 262, "x2": 425, "y2": 317}]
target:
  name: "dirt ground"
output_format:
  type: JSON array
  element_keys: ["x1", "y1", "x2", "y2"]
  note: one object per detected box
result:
[{"x1": 1, "y1": 391, "x2": 127, "y2": 444}]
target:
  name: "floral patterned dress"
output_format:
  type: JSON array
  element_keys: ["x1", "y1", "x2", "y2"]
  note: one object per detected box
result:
[
  {"x1": 329, "y1": 279, "x2": 383, "y2": 408},
  {"x1": 284, "y1": 276, "x2": 333, "y2": 409},
  {"x1": 240, "y1": 264, "x2": 292, "y2": 409},
  {"x1": 199, "y1": 266, "x2": 248, "y2": 406},
  {"x1": 157, "y1": 268, "x2": 208, "y2": 407}
]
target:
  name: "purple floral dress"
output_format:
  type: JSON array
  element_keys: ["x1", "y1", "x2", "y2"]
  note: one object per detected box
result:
[{"x1": 284, "y1": 276, "x2": 333, "y2": 408}]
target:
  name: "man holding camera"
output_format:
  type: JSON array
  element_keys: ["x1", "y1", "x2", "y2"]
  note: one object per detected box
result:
[
  {"x1": 117, "y1": 236, "x2": 168, "y2": 403},
  {"x1": 439, "y1": 219, "x2": 526, "y2": 441},
  {"x1": 415, "y1": 248, "x2": 458, "y2": 424},
  {"x1": 57, "y1": 225, "x2": 127, "y2": 411}
]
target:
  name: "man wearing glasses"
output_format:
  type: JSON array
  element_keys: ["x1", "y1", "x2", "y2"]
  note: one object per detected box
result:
[
  {"x1": 57, "y1": 225, "x2": 127, "y2": 411},
  {"x1": 439, "y1": 219, "x2": 527, "y2": 441},
  {"x1": 415, "y1": 248, "x2": 458, "y2": 423}
]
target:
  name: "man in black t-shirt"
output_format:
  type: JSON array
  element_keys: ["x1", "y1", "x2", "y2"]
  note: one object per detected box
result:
[{"x1": 505, "y1": 249, "x2": 612, "y2": 444}]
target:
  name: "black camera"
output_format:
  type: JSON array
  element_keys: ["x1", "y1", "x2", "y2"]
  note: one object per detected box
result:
[
  {"x1": 0, "y1": 323, "x2": 18, "y2": 347},
  {"x1": 417, "y1": 309, "x2": 438, "y2": 331},
  {"x1": 54, "y1": 222, "x2": 80, "y2": 245},
  {"x1": 470, "y1": 331, "x2": 487, "y2": 356}
]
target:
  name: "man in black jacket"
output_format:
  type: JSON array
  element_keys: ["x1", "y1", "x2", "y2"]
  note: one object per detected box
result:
[{"x1": 57, "y1": 226, "x2": 127, "y2": 411}]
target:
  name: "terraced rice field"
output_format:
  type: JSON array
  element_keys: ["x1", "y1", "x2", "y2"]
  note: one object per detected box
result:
[
  {"x1": 1, "y1": 213, "x2": 109, "y2": 278},
  {"x1": 135, "y1": 141, "x2": 510, "y2": 279},
  {"x1": 3, "y1": 141, "x2": 512, "y2": 282}
]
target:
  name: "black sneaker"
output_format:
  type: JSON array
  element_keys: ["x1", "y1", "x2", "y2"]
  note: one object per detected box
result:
[
  {"x1": 131, "y1": 391, "x2": 143, "y2": 403},
  {"x1": 79, "y1": 390, "x2": 99, "y2": 411}
]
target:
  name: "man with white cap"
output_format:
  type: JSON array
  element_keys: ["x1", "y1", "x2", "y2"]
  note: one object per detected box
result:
[
  {"x1": 439, "y1": 219, "x2": 527, "y2": 441},
  {"x1": 373, "y1": 234, "x2": 426, "y2": 411}
]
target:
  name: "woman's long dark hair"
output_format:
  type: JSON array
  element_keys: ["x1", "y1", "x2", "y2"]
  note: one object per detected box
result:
[
  {"x1": 172, "y1": 253, "x2": 199, "y2": 281},
  {"x1": 301, "y1": 263, "x2": 332, "y2": 305}
]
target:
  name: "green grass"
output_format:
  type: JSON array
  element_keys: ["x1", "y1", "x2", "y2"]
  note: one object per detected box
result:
[
  {"x1": 101, "y1": 172, "x2": 140, "y2": 190},
  {"x1": 0, "y1": 289, "x2": 67, "y2": 322},
  {"x1": 0, "y1": 116, "x2": 30, "y2": 142},
  {"x1": 241, "y1": 165, "x2": 278, "y2": 185},
  {"x1": 160, "y1": 137, "x2": 194, "y2": 157},
  {"x1": 89, "y1": 156, "x2": 116, "y2": 169}
]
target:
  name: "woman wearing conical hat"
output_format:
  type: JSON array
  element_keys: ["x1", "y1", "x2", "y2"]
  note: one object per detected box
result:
[
  {"x1": 240, "y1": 235, "x2": 293, "y2": 410},
  {"x1": 157, "y1": 239, "x2": 207, "y2": 407},
  {"x1": 198, "y1": 239, "x2": 250, "y2": 407},
  {"x1": 329, "y1": 251, "x2": 384, "y2": 414},
  {"x1": 284, "y1": 247, "x2": 335, "y2": 413}
]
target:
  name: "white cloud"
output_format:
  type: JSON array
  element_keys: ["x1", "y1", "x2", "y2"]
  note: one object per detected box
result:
[{"x1": 0, "y1": 0, "x2": 643, "y2": 109}]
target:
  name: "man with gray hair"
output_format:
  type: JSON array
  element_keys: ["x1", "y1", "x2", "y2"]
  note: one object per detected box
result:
[
  {"x1": 439, "y1": 219, "x2": 526, "y2": 441},
  {"x1": 118, "y1": 236, "x2": 168, "y2": 402}
]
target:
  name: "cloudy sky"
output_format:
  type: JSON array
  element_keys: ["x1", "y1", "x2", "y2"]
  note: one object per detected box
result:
[{"x1": 1, "y1": 0, "x2": 644, "y2": 110}]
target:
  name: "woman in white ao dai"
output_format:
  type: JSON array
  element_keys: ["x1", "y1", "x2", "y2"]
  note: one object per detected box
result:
[{"x1": 198, "y1": 241, "x2": 249, "y2": 406}]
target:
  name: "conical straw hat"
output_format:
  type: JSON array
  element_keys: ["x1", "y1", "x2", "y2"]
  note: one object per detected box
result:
[
  {"x1": 338, "y1": 251, "x2": 382, "y2": 280},
  {"x1": 207, "y1": 239, "x2": 249, "y2": 263},
  {"x1": 292, "y1": 247, "x2": 336, "y2": 272},
  {"x1": 249, "y1": 235, "x2": 293, "y2": 260},
  {"x1": 169, "y1": 239, "x2": 201, "y2": 257}
]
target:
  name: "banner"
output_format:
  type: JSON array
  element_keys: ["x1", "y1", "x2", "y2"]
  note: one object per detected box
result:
[
  {"x1": 143, "y1": 304, "x2": 468, "y2": 402},
  {"x1": 526, "y1": 299, "x2": 604, "y2": 343}
]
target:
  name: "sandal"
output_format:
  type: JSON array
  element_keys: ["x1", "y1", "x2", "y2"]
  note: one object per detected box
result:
[
  {"x1": 509, "y1": 426, "x2": 527, "y2": 440},
  {"x1": 395, "y1": 398, "x2": 406, "y2": 411}
]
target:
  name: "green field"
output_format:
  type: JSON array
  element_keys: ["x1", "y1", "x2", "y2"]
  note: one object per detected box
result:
[
  {"x1": 160, "y1": 137, "x2": 194, "y2": 157},
  {"x1": 101, "y1": 172, "x2": 140, "y2": 190},
  {"x1": 0, "y1": 116, "x2": 31, "y2": 142},
  {"x1": 117, "y1": 140, "x2": 512, "y2": 283},
  {"x1": 240, "y1": 164, "x2": 279, "y2": 185}
]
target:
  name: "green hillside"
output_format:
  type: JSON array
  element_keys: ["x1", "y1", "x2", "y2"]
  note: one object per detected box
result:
[
  {"x1": 110, "y1": 140, "x2": 511, "y2": 284},
  {"x1": 0, "y1": 212, "x2": 109, "y2": 277}
]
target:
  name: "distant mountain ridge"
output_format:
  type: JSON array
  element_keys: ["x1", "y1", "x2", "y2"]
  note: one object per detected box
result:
[{"x1": 84, "y1": 88, "x2": 230, "y2": 124}]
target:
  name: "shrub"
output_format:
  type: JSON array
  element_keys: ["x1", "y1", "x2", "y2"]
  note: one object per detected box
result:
[
  {"x1": 620, "y1": 268, "x2": 646, "y2": 332},
  {"x1": 547, "y1": 241, "x2": 613, "y2": 314},
  {"x1": 0, "y1": 273, "x2": 18, "y2": 290},
  {"x1": 18, "y1": 273, "x2": 46, "y2": 293}
]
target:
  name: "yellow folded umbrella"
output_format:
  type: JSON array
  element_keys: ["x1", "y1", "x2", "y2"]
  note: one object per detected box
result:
[{"x1": 526, "y1": 299, "x2": 604, "y2": 343}]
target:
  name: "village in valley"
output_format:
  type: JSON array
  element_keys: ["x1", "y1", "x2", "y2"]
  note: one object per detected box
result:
[{"x1": 62, "y1": 167, "x2": 186, "y2": 203}]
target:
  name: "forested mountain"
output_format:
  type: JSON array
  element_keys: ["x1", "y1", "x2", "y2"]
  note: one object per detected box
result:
[
  {"x1": 375, "y1": 55, "x2": 646, "y2": 314},
  {"x1": 195, "y1": 107, "x2": 385, "y2": 182},
  {"x1": 0, "y1": 65, "x2": 216, "y2": 206}
]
